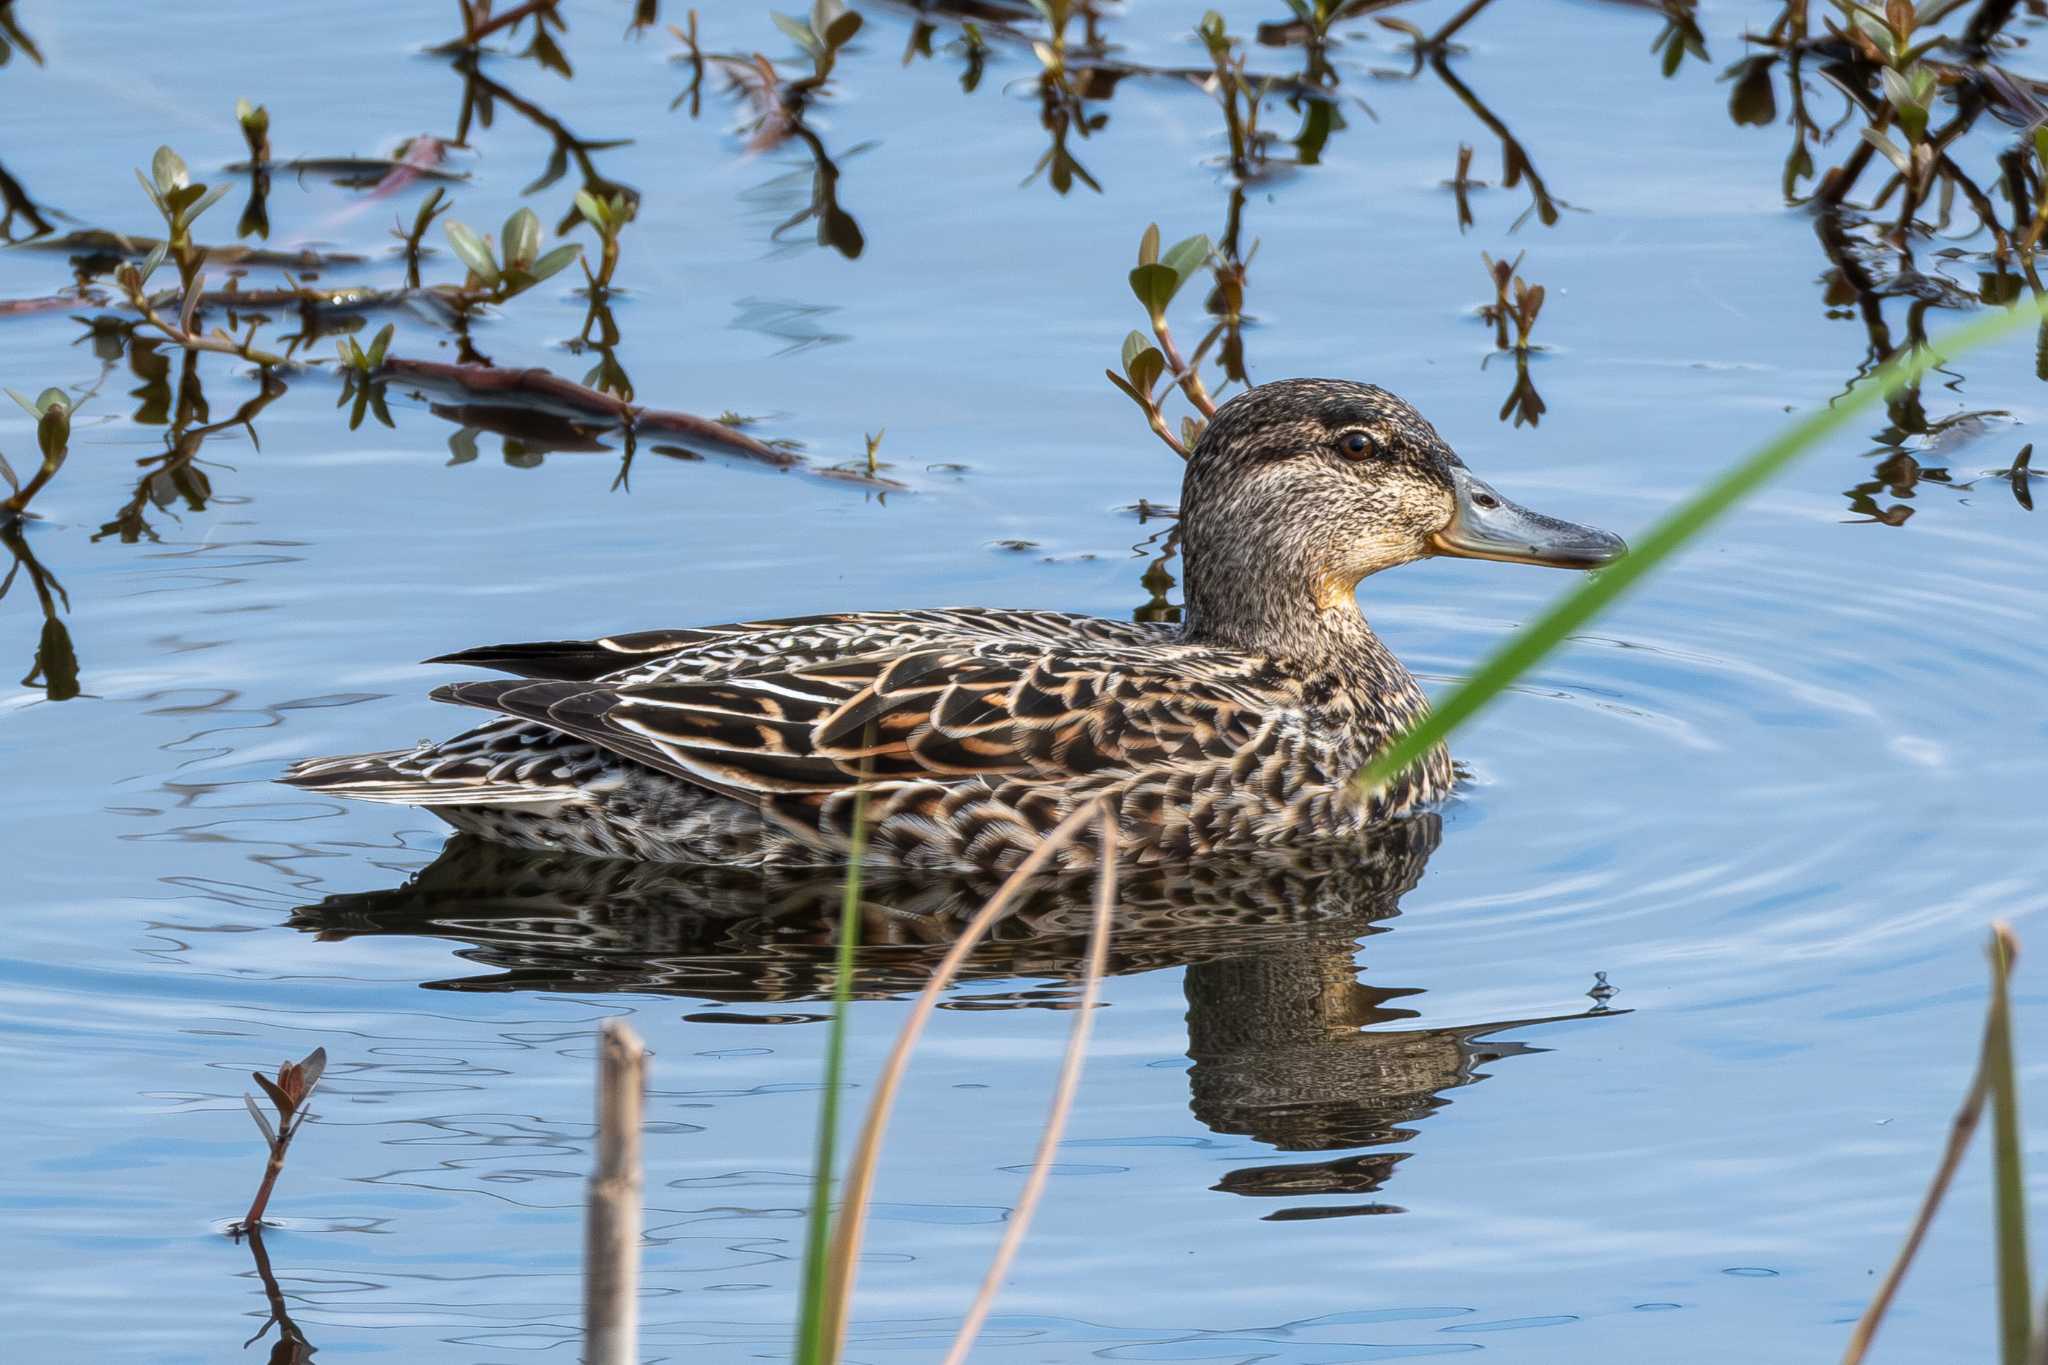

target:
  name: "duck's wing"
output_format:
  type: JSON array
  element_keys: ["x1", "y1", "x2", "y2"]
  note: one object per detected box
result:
[
  {"x1": 427, "y1": 608, "x2": 1174, "y2": 685},
  {"x1": 428, "y1": 635, "x2": 1302, "y2": 845}
]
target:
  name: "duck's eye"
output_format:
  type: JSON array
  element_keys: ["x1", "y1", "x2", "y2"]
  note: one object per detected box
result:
[{"x1": 1338, "y1": 431, "x2": 1378, "y2": 460}]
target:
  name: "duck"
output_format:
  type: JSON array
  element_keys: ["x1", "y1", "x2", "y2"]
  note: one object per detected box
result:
[{"x1": 283, "y1": 379, "x2": 1625, "y2": 870}]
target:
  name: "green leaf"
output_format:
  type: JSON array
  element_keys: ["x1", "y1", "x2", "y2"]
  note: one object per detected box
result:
[
  {"x1": 139, "y1": 241, "x2": 169, "y2": 284},
  {"x1": 1104, "y1": 367, "x2": 1144, "y2": 406},
  {"x1": 32, "y1": 387, "x2": 66, "y2": 415},
  {"x1": 1137, "y1": 222, "x2": 1160, "y2": 267},
  {"x1": 527, "y1": 242, "x2": 582, "y2": 283},
  {"x1": 1120, "y1": 328, "x2": 1150, "y2": 372},
  {"x1": 184, "y1": 182, "x2": 230, "y2": 229},
  {"x1": 5, "y1": 387, "x2": 38, "y2": 418},
  {"x1": 575, "y1": 189, "x2": 607, "y2": 231},
  {"x1": 822, "y1": 7, "x2": 862, "y2": 49},
  {"x1": 1858, "y1": 127, "x2": 1911, "y2": 176},
  {"x1": 36, "y1": 405, "x2": 66, "y2": 462},
  {"x1": 1355, "y1": 297, "x2": 2048, "y2": 798},
  {"x1": 793, "y1": 787, "x2": 870, "y2": 1365},
  {"x1": 367, "y1": 322, "x2": 394, "y2": 369},
  {"x1": 771, "y1": 9, "x2": 819, "y2": 52},
  {"x1": 133, "y1": 167, "x2": 167, "y2": 217},
  {"x1": 502, "y1": 207, "x2": 541, "y2": 269},
  {"x1": 442, "y1": 219, "x2": 500, "y2": 285},
  {"x1": 447, "y1": 427, "x2": 480, "y2": 465},
  {"x1": 1162, "y1": 234, "x2": 1211, "y2": 286},
  {"x1": 1983, "y1": 927, "x2": 2031, "y2": 1365},
  {"x1": 1120, "y1": 332, "x2": 1165, "y2": 395},
  {"x1": 152, "y1": 145, "x2": 188, "y2": 195},
  {"x1": 1128, "y1": 263, "x2": 1181, "y2": 319},
  {"x1": 0, "y1": 448, "x2": 18, "y2": 495}
]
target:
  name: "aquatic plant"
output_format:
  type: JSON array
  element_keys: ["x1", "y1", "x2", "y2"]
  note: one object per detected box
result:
[
  {"x1": 1479, "y1": 250, "x2": 1544, "y2": 351},
  {"x1": 234, "y1": 99, "x2": 273, "y2": 239},
  {"x1": 236, "y1": 1046, "x2": 326, "y2": 1233},
  {"x1": 395, "y1": 186, "x2": 453, "y2": 289},
  {"x1": 1107, "y1": 224, "x2": 1217, "y2": 457},
  {"x1": 0, "y1": 386, "x2": 71, "y2": 519},
  {"x1": 133, "y1": 146, "x2": 228, "y2": 290},
  {"x1": 772, "y1": 0, "x2": 864, "y2": 104},
  {"x1": 335, "y1": 324, "x2": 397, "y2": 430},
  {"x1": 573, "y1": 188, "x2": 634, "y2": 290},
  {"x1": 441, "y1": 206, "x2": 583, "y2": 300},
  {"x1": 1196, "y1": 11, "x2": 1268, "y2": 183}
]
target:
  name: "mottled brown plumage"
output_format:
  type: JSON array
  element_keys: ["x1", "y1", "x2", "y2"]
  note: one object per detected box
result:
[{"x1": 283, "y1": 379, "x2": 1624, "y2": 868}]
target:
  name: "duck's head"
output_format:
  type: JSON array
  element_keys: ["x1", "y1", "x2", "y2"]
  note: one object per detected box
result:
[{"x1": 1178, "y1": 378, "x2": 1626, "y2": 651}]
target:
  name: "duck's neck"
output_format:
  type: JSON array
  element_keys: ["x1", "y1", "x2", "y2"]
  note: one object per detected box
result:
[{"x1": 1181, "y1": 544, "x2": 1409, "y2": 684}]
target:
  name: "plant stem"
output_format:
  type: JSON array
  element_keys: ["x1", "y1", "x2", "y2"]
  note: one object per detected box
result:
[
  {"x1": 243, "y1": 1145, "x2": 287, "y2": 1231},
  {"x1": 941, "y1": 807, "x2": 1117, "y2": 1365},
  {"x1": 820, "y1": 799, "x2": 1110, "y2": 1362},
  {"x1": 1985, "y1": 926, "x2": 2032, "y2": 1365},
  {"x1": 798, "y1": 785, "x2": 870, "y2": 1365},
  {"x1": 1152, "y1": 316, "x2": 1216, "y2": 417}
]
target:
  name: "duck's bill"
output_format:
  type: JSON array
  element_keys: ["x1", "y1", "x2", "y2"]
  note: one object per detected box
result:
[{"x1": 1429, "y1": 466, "x2": 1627, "y2": 570}]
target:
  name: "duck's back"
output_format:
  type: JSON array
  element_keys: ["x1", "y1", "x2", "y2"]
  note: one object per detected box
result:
[{"x1": 282, "y1": 607, "x2": 1446, "y2": 868}]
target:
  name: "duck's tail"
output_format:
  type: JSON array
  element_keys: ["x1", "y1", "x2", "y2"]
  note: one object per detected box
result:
[{"x1": 280, "y1": 748, "x2": 582, "y2": 807}]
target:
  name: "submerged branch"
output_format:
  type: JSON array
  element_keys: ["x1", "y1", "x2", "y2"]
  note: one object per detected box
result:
[{"x1": 378, "y1": 357, "x2": 907, "y2": 488}]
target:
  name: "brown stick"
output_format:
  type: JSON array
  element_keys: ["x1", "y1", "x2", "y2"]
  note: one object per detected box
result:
[
  {"x1": 379, "y1": 357, "x2": 778, "y2": 457},
  {"x1": 584, "y1": 1020, "x2": 645, "y2": 1365},
  {"x1": 0, "y1": 294, "x2": 102, "y2": 317},
  {"x1": 943, "y1": 808, "x2": 1118, "y2": 1365},
  {"x1": 1839, "y1": 932, "x2": 2019, "y2": 1365},
  {"x1": 378, "y1": 356, "x2": 906, "y2": 487},
  {"x1": 821, "y1": 799, "x2": 1112, "y2": 1359}
]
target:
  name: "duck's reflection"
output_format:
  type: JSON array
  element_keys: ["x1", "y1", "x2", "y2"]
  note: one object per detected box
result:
[{"x1": 292, "y1": 816, "x2": 1614, "y2": 1217}]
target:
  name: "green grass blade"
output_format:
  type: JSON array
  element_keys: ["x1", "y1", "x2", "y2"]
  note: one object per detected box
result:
[
  {"x1": 1357, "y1": 297, "x2": 2048, "y2": 794},
  {"x1": 795, "y1": 790, "x2": 870, "y2": 1365},
  {"x1": 1987, "y1": 924, "x2": 2032, "y2": 1365}
]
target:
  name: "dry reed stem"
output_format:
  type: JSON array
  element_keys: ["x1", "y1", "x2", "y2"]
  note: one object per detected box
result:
[
  {"x1": 585, "y1": 1019, "x2": 646, "y2": 1365},
  {"x1": 1840, "y1": 924, "x2": 2022, "y2": 1365},
  {"x1": 820, "y1": 798, "x2": 1113, "y2": 1360},
  {"x1": 941, "y1": 805, "x2": 1118, "y2": 1365},
  {"x1": 1840, "y1": 1068, "x2": 1989, "y2": 1364}
]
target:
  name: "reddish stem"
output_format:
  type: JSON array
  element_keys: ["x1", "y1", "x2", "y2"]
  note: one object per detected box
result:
[{"x1": 243, "y1": 1143, "x2": 287, "y2": 1231}]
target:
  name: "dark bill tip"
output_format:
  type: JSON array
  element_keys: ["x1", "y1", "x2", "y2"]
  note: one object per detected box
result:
[{"x1": 1430, "y1": 466, "x2": 1627, "y2": 570}]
